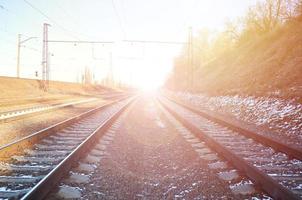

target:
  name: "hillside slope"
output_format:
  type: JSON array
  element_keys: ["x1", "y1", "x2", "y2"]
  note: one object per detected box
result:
[
  {"x1": 194, "y1": 20, "x2": 302, "y2": 99},
  {"x1": 0, "y1": 76, "x2": 114, "y2": 100}
]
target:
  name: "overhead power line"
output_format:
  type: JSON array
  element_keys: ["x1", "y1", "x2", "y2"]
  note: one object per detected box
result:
[
  {"x1": 23, "y1": 0, "x2": 81, "y2": 40},
  {"x1": 51, "y1": 1, "x2": 95, "y2": 40},
  {"x1": 111, "y1": 0, "x2": 126, "y2": 38},
  {"x1": 47, "y1": 40, "x2": 114, "y2": 44},
  {"x1": 0, "y1": 4, "x2": 8, "y2": 11},
  {"x1": 1, "y1": 2, "x2": 43, "y2": 31},
  {"x1": 23, "y1": 45, "x2": 41, "y2": 53},
  {"x1": 123, "y1": 40, "x2": 187, "y2": 45}
]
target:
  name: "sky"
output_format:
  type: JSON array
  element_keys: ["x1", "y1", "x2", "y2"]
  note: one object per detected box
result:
[{"x1": 0, "y1": 0, "x2": 259, "y2": 89}]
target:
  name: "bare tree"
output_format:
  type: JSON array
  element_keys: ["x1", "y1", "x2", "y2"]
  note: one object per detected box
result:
[
  {"x1": 294, "y1": 0, "x2": 302, "y2": 18},
  {"x1": 242, "y1": 0, "x2": 302, "y2": 35},
  {"x1": 243, "y1": 0, "x2": 283, "y2": 34},
  {"x1": 225, "y1": 19, "x2": 241, "y2": 42},
  {"x1": 281, "y1": 0, "x2": 302, "y2": 19}
]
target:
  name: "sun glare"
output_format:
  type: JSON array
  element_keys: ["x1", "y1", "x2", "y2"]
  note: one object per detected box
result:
[
  {"x1": 114, "y1": 52, "x2": 172, "y2": 91},
  {"x1": 135, "y1": 62, "x2": 170, "y2": 91},
  {"x1": 136, "y1": 70, "x2": 165, "y2": 91}
]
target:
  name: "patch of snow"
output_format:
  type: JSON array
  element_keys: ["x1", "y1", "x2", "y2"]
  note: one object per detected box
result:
[{"x1": 168, "y1": 91, "x2": 302, "y2": 148}]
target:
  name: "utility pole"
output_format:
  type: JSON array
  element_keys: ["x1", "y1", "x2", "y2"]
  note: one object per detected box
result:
[
  {"x1": 109, "y1": 52, "x2": 114, "y2": 87},
  {"x1": 187, "y1": 26, "x2": 193, "y2": 90},
  {"x1": 130, "y1": 67, "x2": 133, "y2": 88},
  {"x1": 42, "y1": 23, "x2": 50, "y2": 91},
  {"x1": 16, "y1": 34, "x2": 37, "y2": 78},
  {"x1": 17, "y1": 34, "x2": 21, "y2": 78}
]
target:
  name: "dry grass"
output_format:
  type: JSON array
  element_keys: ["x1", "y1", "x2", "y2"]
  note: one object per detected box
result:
[{"x1": 0, "y1": 76, "x2": 112, "y2": 104}]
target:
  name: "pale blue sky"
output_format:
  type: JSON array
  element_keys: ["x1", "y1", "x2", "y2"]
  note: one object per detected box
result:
[{"x1": 0, "y1": 0, "x2": 259, "y2": 87}]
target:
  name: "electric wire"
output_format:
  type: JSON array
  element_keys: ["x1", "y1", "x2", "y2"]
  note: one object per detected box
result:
[
  {"x1": 23, "y1": 0, "x2": 81, "y2": 40},
  {"x1": 111, "y1": 0, "x2": 126, "y2": 39}
]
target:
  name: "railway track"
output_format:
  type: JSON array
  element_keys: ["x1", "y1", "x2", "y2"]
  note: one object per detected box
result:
[
  {"x1": 0, "y1": 96, "x2": 134, "y2": 200},
  {"x1": 0, "y1": 93, "x2": 129, "y2": 123},
  {"x1": 159, "y1": 96, "x2": 302, "y2": 200}
]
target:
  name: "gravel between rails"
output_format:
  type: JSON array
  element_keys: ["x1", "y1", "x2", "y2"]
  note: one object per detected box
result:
[{"x1": 64, "y1": 97, "x2": 238, "y2": 199}]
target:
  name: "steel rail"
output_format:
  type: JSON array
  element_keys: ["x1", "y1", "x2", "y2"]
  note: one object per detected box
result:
[
  {"x1": 0, "y1": 98, "x2": 96, "y2": 123},
  {"x1": 163, "y1": 95, "x2": 302, "y2": 161},
  {"x1": 21, "y1": 97, "x2": 135, "y2": 200},
  {"x1": 158, "y1": 97, "x2": 301, "y2": 200}
]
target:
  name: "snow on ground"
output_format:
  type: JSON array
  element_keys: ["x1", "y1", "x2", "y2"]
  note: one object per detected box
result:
[{"x1": 168, "y1": 91, "x2": 302, "y2": 148}]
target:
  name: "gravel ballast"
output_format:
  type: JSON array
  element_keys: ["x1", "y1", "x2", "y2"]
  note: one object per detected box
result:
[{"x1": 77, "y1": 97, "x2": 238, "y2": 199}]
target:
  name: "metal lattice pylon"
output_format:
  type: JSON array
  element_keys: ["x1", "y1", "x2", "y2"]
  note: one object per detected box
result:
[{"x1": 42, "y1": 23, "x2": 50, "y2": 91}]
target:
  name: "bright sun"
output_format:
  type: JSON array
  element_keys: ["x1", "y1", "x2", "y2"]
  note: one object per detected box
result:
[
  {"x1": 115, "y1": 55, "x2": 172, "y2": 91},
  {"x1": 136, "y1": 70, "x2": 165, "y2": 91},
  {"x1": 135, "y1": 61, "x2": 170, "y2": 91}
]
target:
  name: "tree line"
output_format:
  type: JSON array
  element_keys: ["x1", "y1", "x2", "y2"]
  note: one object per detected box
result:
[{"x1": 167, "y1": 0, "x2": 302, "y2": 90}]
